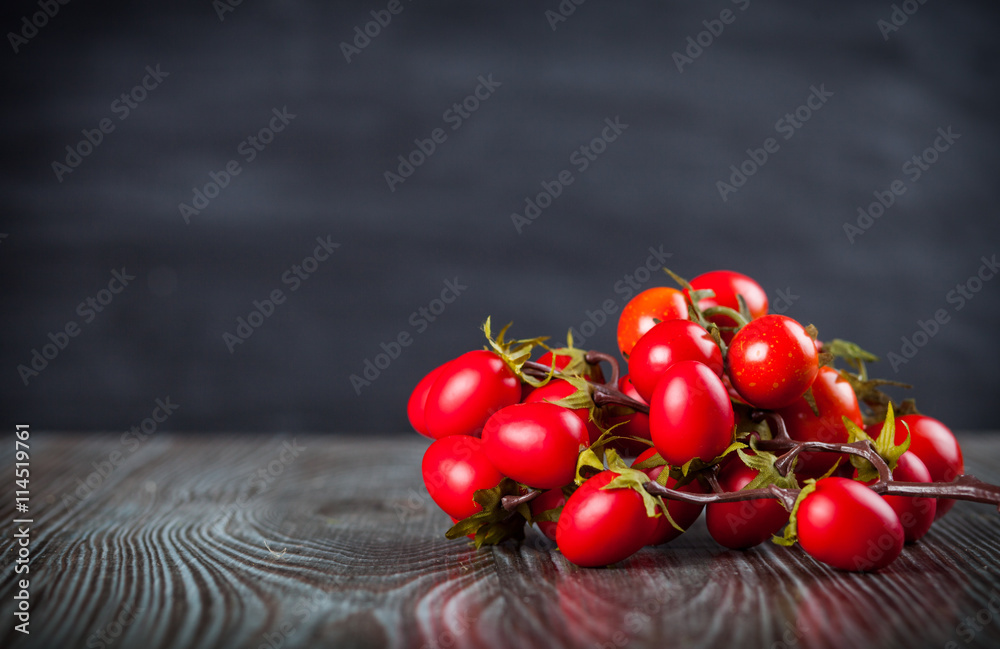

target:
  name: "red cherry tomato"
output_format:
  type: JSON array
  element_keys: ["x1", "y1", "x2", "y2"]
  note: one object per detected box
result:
[
  {"x1": 868, "y1": 414, "x2": 964, "y2": 519},
  {"x1": 777, "y1": 366, "x2": 863, "y2": 478},
  {"x1": 602, "y1": 375, "x2": 653, "y2": 456},
  {"x1": 705, "y1": 455, "x2": 790, "y2": 549},
  {"x1": 529, "y1": 488, "x2": 567, "y2": 541},
  {"x1": 856, "y1": 451, "x2": 936, "y2": 543},
  {"x1": 796, "y1": 477, "x2": 904, "y2": 572},
  {"x1": 649, "y1": 360, "x2": 734, "y2": 466},
  {"x1": 423, "y1": 350, "x2": 521, "y2": 438},
  {"x1": 627, "y1": 319, "x2": 724, "y2": 403},
  {"x1": 727, "y1": 314, "x2": 819, "y2": 410},
  {"x1": 632, "y1": 447, "x2": 705, "y2": 545},
  {"x1": 555, "y1": 471, "x2": 657, "y2": 567},
  {"x1": 407, "y1": 363, "x2": 447, "y2": 438},
  {"x1": 688, "y1": 270, "x2": 768, "y2": 343},
  {"x1": 422, "y1": 435, "x2": 503, "y2": 521},
  {"x1": 616, "y1": 287, "x2": 688, "y2": 358},
  {"x1": 481, "y1": 402, "x2": 588, "y2": 489},
  {"x1": 525, "y1": 379, "x2": 602, "y2": 445}
]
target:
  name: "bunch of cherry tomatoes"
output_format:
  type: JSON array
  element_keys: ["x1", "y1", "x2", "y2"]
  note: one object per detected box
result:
[{"x1": 407, "y1": 269, "x2": 974, "y2": 571}]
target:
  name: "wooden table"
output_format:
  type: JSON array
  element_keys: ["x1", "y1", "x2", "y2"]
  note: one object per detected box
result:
[{"x1": 3, "y1": 433, "x2": 1000, "y2": 649}]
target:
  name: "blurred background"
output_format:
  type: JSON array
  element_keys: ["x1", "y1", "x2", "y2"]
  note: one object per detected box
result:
[{"x1": 1, "y1": 0, "x2": 997, "y2": 433}]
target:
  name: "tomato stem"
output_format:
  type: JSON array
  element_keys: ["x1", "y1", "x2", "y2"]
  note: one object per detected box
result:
[{"x1": 501, "y1": 490, "x2": 542, "y2": 512}]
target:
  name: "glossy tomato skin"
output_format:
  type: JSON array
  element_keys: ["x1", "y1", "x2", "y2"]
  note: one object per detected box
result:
[
  {"x1": 407, "y1": 363, "x2": 447, "y2": 438},
  {"x1": 422, "y1": 435, "x2": 503, "y2": 521},
  {"x1": 481, "y1": 402, "x2": 588, "y2": 489},
  {"x1": 555, "y1": 471, "x2": 657, "y2": 567},
  {"x1": 529, "y1": 488, "x2": 568, "y2": 541},
  {"x1": 705, "y1": 456, "x2": 790, "y2": 549},
  {"x1": 688, "y1": 270, "x2": 768, "y2": 343},
  {"x1": 649, "y1": 360, "x2": 735, "y2": 467},
  {"x1": 525, "y1": 379, "x2": 602, "y2": 445},
  {"x1": 628, "y1": 319, "x2": 724, "y2": 403},
  {"x1": 868, "y1": 414, "x2": 964, "y2": 519},
  {"x1": 617, "y1": 287, "x2": 688, "y2": 358},
  {"x1": 602, "y1": 375, "x2": 653, "y2": 456},
  {"x1": 423, "y1": 350, "x2": 522, "y2": 438},
  {"x1": 857, "y1": 451, "x2": 936, "y2": 543},
  {"x1": 796, "y1": 477, "x2": 904, "y2": 572},
  {"x1": 727, "y1": 314, "x2": 819, "y2": 410},
  {"x1": 777, "y1": 366, "x2": 864, "y2": 478},
  {"x1": 632, "y1": 448, "x2": 705, "y2": 545}
]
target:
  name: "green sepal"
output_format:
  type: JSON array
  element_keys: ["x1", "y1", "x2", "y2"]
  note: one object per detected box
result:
[
  {"x1": 446, "y1": 478, "x2": 528, "y2": 548},
  {"x1": 482, "y1": 316, "x2": 552, "y2": 387},
  {"x1": 772, "y1": 479, "x2": 817, "y2": 547},
  {"x1": 802, "y1": 387, "x2": 820, "y2": 417},
  {"x1": 575, "y1": 447, "x2": 605, "y2": 485},
  {"x1": 631, "y1": 451, "x2": 667, "y2": 472},
  {"x1": 601, "y1": 449, "x2": 684, "y2": 533},
  {"x1": 530, "y1": 506, "x2": 563, "y2": 524},
  {"x1": 739, "y1": 445, "x2": 799, "y2": 491},
  {"x1": 823, "y1": 338, "x2": 878, "y2": 377},
  {"x1": 845, "y1": 403, "x2": 909, "y2": 481}
]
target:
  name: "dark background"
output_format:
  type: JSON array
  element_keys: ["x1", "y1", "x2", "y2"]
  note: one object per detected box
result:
[{"x1": 1, "y1": 0, "x2": 997, "y2": 433}]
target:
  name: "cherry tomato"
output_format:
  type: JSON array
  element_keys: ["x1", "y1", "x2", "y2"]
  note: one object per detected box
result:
[
  {"x1": 616, "y1": 287, "x2": 688, "y2": 358},
  {"x1": 529, "y1": 488, "x2": 567, "y2": 541},
  {"x1": 705, "y1": 455, "x2": 790, "y2": 549},
  {"x1": 632, "y1": 447, "x2": 705, "y2": 545},
  {"x1": 602, "y1": 375, "x2": 653, "y2": 456},
  {"x1": 649, "y1": 360, "x2": 734, "y2": 466},
  {"x1": 422, "y1": 435, "x2": 503, "y2": 521},
  {"x1": 688, "y1": 270, "x2": 768, "y2": 343},
  {"x1": 777, "y1": 366, "x2": 863, "y2": 478},
  {"x1": 555, "y1": 471, "x2": 657, "y2": 567},
  {"x1": 423, "y1": 350, "x2": 521, "y2": 438},
  {"x1": 407, "y1": 362, "x2": 447, "y2": 438},
  {"x1": 868, "y1": 414, "x2": 964, "y2": 519},
  {"x1": 856, "y1": 451, "x2": 936, "y2": 543},
  {"x1": 628, "y1": 319, "x2": 724, "y2": 403},
  {"x1": 481, "y1": 402, "x2": 588, "y2": 489},
  {"x1": 525, "y1": 379, "x2": 602, "y2": 445},
  {"x1": 796, "y1": 477, "x2": 904, "y2": 572},
  {"x1": 727, "y1": 314, "x2": 819, "y2": 410}
]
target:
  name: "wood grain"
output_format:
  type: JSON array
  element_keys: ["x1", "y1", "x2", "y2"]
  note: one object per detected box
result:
[{"x1": 2, "y1": 433, "x2": 1000, "y2": 649}]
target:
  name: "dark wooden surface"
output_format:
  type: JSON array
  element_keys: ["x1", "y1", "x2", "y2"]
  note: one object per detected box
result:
[{"x1": 3, "y1": 433, "x2": 1000, "y2": 649}]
